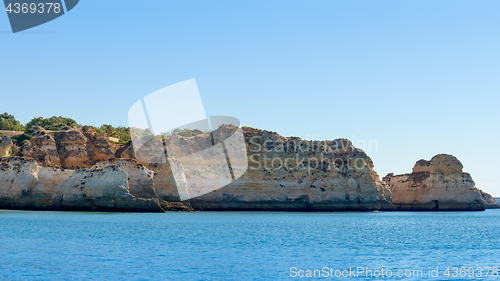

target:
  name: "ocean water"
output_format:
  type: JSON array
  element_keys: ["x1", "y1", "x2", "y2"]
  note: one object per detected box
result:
[{"x1": 0, "y1": 210, "x2": 499, "y2": 280}]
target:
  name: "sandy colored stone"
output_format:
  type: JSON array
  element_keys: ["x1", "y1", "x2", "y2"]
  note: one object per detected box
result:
[
  {"x1": 185, "y1": 126, "x2": 394, "y2": 211},
  {"x1": 0, "y1": 136, "x2": 13, "y2": 157},
  {"x1": 384, "y1": 154, "x2": 487, "y2": 211},
  {"x1": 479, "y1": 190, "x2": 500, "y2": 209},
  {"x1": 3, "y1": 126, "x2": 492, "y2": 213},
  {"x1": 116, "y1": 126, "x2": 394, "y2": 211},
  {"x1": 21, "y1": 126, "x2": 120, "y2": 169}
]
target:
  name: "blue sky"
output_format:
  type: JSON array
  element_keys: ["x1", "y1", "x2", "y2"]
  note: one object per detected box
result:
[{"x1": 1, "y1": 0, "x2": 499, "y2": 195}]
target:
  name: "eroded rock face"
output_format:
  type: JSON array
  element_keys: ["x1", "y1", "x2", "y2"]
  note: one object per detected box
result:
[
  {"x1": 4, "y1": 126, "x2": 492, "y2": 212},
  {"x1": 412, "y1": 155, "x2": 464, "y2": 174},
  {"x1": 81, "y1": 126, "x2": 395, "y2": 211},
  {"x1": 53, "y1": 165, "x2": 161, "y2": 212},
  {"x1": 92, "y1": 159, "x2": 157, "y2": 199},
  {"x1": 383, "y1": 154, "x2": 487, "y2": 211},
  {"x1": 0, "y1": 136, "x2": 13, "y2": 157},
  {"x1": 187, "y1": 127, "x2": 394, "y2": 211},
  {"x1": 0, "y1": 157, "x2": 74, "y2": 209},
  {"x1": 22, "y1": 126, "x2": 120, "y2": 169},
  {"x1": 0, "y1": 157, "x2": 190, "y2": 212},
  {"x1": 146, "y1": 162, "x2": 182, "y2": 202},
  {"x1": 22, "y1": 133, "x2": 60, "y2": 165},
  {"x1": 479, "y1": 190, "x2": 500, "y2": 209}
]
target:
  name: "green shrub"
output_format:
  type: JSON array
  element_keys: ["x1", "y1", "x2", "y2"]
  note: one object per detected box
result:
[
  {"x1": 96, "y1": 125, "x2": 132, "y2": 144},
  {"x1": 11, "y1": 134, "x2": 32, "y2": 146},
  {"x1": 0, "y1": 113, "x2": 25, "y2": 131},
  {"x1": 25, "y1": 116, "x2": 79, "y2": 131}
]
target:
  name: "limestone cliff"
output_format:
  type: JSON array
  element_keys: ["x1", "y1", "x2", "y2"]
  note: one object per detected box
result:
[
  {"x1": 383, "y1": 154, "x2": 488, "y2": 211},
  {"x1": 186, "y1": 127, "x2": 394, "y2": 211},
  {"x1": 0, "y1": 157, "x2": 74, "y2": 209},
  {"x1": 0, "y1": 126, "x2": 395, "y2": 212},
  {"x1": 119, "y1": 126, "x2": 393, "y2": 211},
  {"x1": 52, "y1": 163, "x2": 160, "y2": 212},
  {"x1": 0, "y1": 157, "x2": 190, "y2": 212},
  {"x1": 1, "y1": 126, "x2": 494, "y2": 212}
]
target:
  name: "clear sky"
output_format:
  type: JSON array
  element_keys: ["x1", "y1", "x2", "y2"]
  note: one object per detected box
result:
[{"x1": 1, "y1": 0, "x2": 499, "y2": 195}]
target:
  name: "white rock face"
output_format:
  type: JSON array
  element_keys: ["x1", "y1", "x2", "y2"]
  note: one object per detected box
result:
[
  {"x1": 0, "y1": 157, "x2": 167, "y2": 211},
  {"x1": 383, "y1": 154, "x2": 487, "y2": 211},
  {"x1": 0, "y1": 157, "x2": 39, "y2": 198},
  {"x1": 34, "y1": 167, "x2": 74, "y2": 195},
  {"x1": 53, "y1": 159, "x2": 163, "y2": 211},
  {"x1": 53, "y1": 166, "x2": 134, "y2": 210},
  {"x1": 0, "y1": 157, "x2": 73, "y2": 208},
  {"x1": 92, "y1": 159, "x2": 156, "y2": 199}
]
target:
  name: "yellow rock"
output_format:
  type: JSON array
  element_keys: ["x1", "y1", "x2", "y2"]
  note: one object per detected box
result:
[
  {"x1": 0, "y1": 136, "x2": 13, "y2": 157},
  {"x1": 384, "y1": 154, "x2": 487, "y2": 211}
]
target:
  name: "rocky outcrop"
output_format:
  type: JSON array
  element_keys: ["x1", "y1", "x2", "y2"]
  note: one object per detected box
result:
[
  {"x1": 186, "y1": 127, "x2": 394, "y2": 211},
  {"x1": 1, "y1": 136, "x2": 12, "y2": 157},
  {"x1": 21, "y1": 126, "x2": 121, "y2": 169},
  {"x1": 0, "y1": 157, "x2": 190, "y2": 212},
  {"x1": 383, "y1": 154, "x2": 487, "y2": 211},
  {"x1": 479, "y1": 190, "x2": 500, "y2": 209},
  {"x1": 0, "y1": 157, "x2": 74, "y2": 209},
  {"x1": 53, "y1": 164, "x2": 160, "y2": 212},
  {"x1": 123, "y1": 126, "x2": 393, "y2": 211},
  {"x1": 0, "y1": 126, "x2": 395, "y2": 212}
]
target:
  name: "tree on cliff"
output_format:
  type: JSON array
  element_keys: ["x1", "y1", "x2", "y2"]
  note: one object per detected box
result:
[
  {"x1": 25, "y1": 116, "x2": 79, "y2": 131},
  {"x1": 113, "y1": 126, "x2": 132, "y2": 143},
  {"x1": 99, "y1": 124, "x2": 114, "y2": 137},
  {"x1": 0, "y1": 113, "x2": 25, "y2": 131},
  {"x1": 96, "y1": 125, "x2": 131, "y2": 144}
]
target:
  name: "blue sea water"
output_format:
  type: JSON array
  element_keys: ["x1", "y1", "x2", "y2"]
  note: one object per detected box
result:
[{"x1": 0, "y1": 210, "x2": 499, "y2": 280}]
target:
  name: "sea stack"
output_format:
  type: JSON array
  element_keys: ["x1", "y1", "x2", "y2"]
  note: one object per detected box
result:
[{"x1": 383, "y1": 154, "x2": 496, "y2": 211}]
